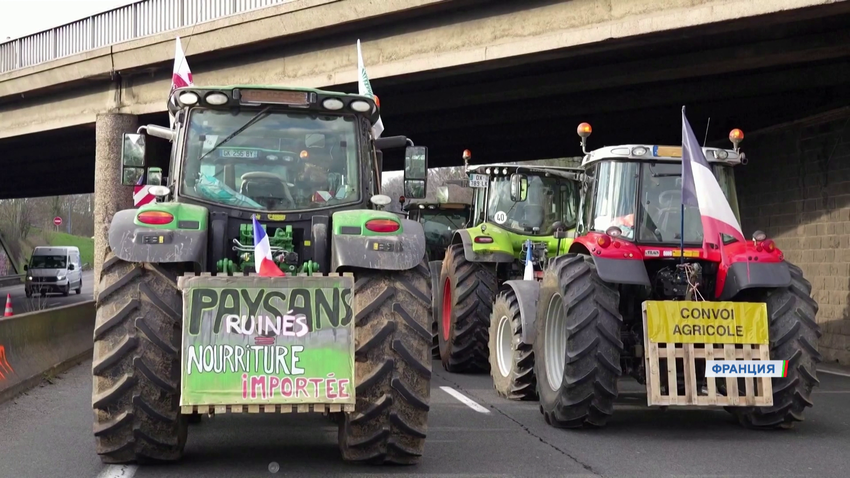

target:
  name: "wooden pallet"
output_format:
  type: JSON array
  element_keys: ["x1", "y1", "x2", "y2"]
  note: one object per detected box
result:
[
  {"x1": 181, "y1": 403, "x2": 355, "y2": 415},
  {"x1": 641, "y1": 304, "x2": 773, "y2": 407}
]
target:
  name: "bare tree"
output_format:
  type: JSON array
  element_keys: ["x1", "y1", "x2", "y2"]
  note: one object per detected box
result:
[
  {"x1": 0, "y1": 198, "x2": 34, "y2": 269},
  {"x1": 382, "y1": 166, "x2": 469, "y2": 213}
]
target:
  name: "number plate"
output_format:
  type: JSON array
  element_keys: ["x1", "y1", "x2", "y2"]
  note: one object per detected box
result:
[
  {"x1": 468, "y1": 174, "x2": 488, "y2": 188},
  {"x1": 220, "y1": 149, "x2": 259, "y2": 159}
]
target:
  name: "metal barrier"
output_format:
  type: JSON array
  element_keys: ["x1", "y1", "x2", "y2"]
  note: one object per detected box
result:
[
  {"x1": 0, "y1": 0, "x2": 294, "y2": 74},
  {"x1": 0, "y1": 301, "x2": 95, "y2": 403},
  {"x1": 0, "y1": 275, "x2": 23, "y2": 288}
]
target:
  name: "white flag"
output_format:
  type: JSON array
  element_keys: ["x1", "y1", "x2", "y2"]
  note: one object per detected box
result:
[
  {"x1": 169, "y1": 36, "x2": 194, "y2": 128},
  {"x1": 356, "y1": 39, "x2": 384, "y2": 139}
]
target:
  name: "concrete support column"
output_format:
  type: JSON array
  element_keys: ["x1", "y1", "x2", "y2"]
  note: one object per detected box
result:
[{"x1": 93, "y1": 113, "x2": 138, "y2": 295}]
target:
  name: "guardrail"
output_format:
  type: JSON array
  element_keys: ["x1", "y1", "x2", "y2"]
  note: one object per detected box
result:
[
  {"x1": 0, "y1": 275, "x2": 23, "y2": 288},
  {"x1": 0, "y1": 0, "x2": 294, "y2": 75},
  {"x1": 0, "y1": 301, "x2": 95, "y2": 403}
]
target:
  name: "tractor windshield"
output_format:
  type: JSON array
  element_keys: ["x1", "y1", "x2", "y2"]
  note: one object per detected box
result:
[
  {"x1": 588, "y1": 160, "x2": 741, "y2": 244},
  {"x1": 487, "y1": 174, "x2": 577, "y2": 235},
  {"x1": 419, "y1": 208, "x2": 469, "y2": 230},
  {"x1": 421, "y1": 208, "x2": 469, "y2": 249},
  {"x1": 180, "y1": 108, "x2": 361, "y2": 211}
]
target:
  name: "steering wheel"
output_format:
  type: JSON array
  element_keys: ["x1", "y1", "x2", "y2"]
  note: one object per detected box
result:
[
  {"x1": 240, "y1": 172, "x2": 295, "y2": 209},
  {"x1": 658, "y1": 190, "x2": 681, "y2": 208}
]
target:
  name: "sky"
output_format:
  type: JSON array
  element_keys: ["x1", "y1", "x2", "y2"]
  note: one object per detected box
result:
[{"x1": 0, "y1": 0, "x2": 133, "y2": 41}]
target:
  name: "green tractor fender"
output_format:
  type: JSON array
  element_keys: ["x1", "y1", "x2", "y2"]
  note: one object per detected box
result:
[
  {"x1": 330, "y1": 210, "x2": 427, "y2": 271},
  {"x1": 107, "y1": 203, "x2": 209, "y2": 268},
  {"x1": 501, "y1": 279, "x2": 541, "y2": 345},
  {"x1": 452, "y1": 228, "x2": 515, "y2": 263}
]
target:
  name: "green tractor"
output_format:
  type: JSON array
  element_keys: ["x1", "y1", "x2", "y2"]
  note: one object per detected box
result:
[
  {"x1": 435, "y1": 152, "x2": 583, "y2": 398},
  {"x1": 403, "y1": 197, "x2": 472, "y2": 263},
  {"x1": 93, "y1": 85, "x2": 434, "y2": 465},
  {"x1": 530, "y1": 122, "x2": 820, "y2": 429}
]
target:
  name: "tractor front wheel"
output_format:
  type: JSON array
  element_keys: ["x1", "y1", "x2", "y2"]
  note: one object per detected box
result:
[
  {"x1": 92, "y1": 249, "x2": 187, "y2": 464},
  {"x1": 488, "y1": 288, "x2": 537, "y2": 400},
  {"x1": 730, "y1": 262, "x2": 821, "y2": 429},
  {"x1": 534, "y1": 254, "x2": 623, "y2": 428},
  {"x1": 338, "y1": 260, "x2": 432, "y2": 465},
  {"x1": 436, "y1": 244, "x2": 497, "y2": 373}
]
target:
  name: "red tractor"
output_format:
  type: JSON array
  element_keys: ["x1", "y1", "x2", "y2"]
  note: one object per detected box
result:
[{"x1": 531, "y1": 123, "x2": 820, "y2": 429}]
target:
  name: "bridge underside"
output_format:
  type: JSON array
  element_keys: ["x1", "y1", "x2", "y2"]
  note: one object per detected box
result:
[{"x1": 2, "y1": 1, "x2": 850, "y2": 199}]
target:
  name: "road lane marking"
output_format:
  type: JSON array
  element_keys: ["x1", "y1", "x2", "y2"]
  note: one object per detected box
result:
[
  {"x1": 96, "y1": 464, "x2": 137, "y2": 478},
  {"x1": 439, "y1": 386, "x2": 490, "y2": 414},
  {"x1": 818, "y1": 368, "x2": 850, "y2": 378}
]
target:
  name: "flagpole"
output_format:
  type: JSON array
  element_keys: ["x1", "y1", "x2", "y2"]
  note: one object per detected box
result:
[
  {"x1": 680, "y1": 106, "x2": 686, "y2": 264},
  {"x1": 679, "y1": 203, "x2": 685, "y2": 264}
]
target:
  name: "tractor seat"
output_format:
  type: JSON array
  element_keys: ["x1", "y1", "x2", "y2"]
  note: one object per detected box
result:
[
  {"x1": 657, "y1": 190, "x2": 683, "y2": 238},
  {"x1": 240, "y1": 172, "x2": 287, "y2": 198}
]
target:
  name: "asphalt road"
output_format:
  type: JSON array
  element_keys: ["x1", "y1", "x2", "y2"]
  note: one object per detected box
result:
[
  {"x1": 0, "y1": 270, "x2": 93, "y2": 314},
  {"x1": 1, "y1": 358, "x2": 848, "y2": 478}
]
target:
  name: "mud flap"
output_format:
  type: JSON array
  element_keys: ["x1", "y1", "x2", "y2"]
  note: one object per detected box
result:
[
  {"x1": 429, "y1": 260, "x2": 442, "y2": 332},
  {"x1": 502, "y1": 280, "x2": 541, "y2": 345}
]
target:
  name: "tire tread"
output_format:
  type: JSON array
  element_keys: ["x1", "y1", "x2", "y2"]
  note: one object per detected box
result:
[{"x1": 339, "y1": 260, "x2": 432, "y2": 465}]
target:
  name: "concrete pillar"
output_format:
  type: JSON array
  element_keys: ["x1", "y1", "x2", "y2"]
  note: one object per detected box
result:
[{"x1": 93, "y1": 113, "x2": 138, "y2": 295}]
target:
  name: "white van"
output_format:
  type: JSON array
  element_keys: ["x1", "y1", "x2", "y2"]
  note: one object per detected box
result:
[{"x1": 24, "y1": 246, "x2": 83, "y2": 297}]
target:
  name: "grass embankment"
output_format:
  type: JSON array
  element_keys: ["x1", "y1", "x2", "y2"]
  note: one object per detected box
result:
[{"x1": 17, "y1": 228, "x2": 94, "y2": 270}]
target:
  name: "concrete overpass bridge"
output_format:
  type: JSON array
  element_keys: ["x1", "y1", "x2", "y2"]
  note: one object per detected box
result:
[{"x1": 1, "y1": 0, "x2": 849, "y2": 364}]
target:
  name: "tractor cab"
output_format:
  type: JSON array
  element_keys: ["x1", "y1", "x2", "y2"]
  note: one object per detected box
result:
[
  {"x1": 404, "y1": 197, "x2": 472, "y2": 262},
  {"x1": 118, "y1": 85, "x2": 429, "y2": 275},
  {"x1": 575, "y1": 122, "x2": 744, "y2": 249},
  {"x1": 463, "y1": 155, "x2": 583, "y2": 268},
  {"x1": 569, "y1": 122, "x2": 777, "y2": 301}
]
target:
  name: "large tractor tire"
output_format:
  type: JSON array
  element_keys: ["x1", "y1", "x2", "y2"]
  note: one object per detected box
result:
[
  {"x1": 92, "y1": 249, "x2": 187, "y2": 464},
  {"x1": 488, "y1": 288, "x2": 537, "y2": 401},
  {"x1": 436, "y1": 244, "x2": 497, "y2": 373},
  {"x1": 534, "y1": 254, "x2": 623, "y2": 428},
  {"x1": 730, "y1": 261, "x2": 821, "y2": 429},
  {"x1": 338, "y1": 260, "x2": 432, "y2": 465}
]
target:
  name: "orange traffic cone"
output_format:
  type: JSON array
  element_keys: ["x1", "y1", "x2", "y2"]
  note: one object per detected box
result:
[{"x1": 4, "y1": 294, "x2": 12, "y2": 317}]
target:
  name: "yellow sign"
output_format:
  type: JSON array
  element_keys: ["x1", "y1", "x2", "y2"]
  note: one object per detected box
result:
[
  {"x1": 665, "y1": 249, "x2": 699, "y2": 258},
  {"x1": 267, "y1": 214, "x2": 286, "y2": 221},
  {"x1": 644, "y1": 300, "x2": 768, "y2": 344},
  {"x1": 655, "y1": 146, "x2": 682, "y2": 158}
]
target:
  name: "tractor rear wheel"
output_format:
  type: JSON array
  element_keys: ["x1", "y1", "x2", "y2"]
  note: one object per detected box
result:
[
  {"x1": 730, "y1": 262, "x2": 821, "y2": 429},
  {"x1": 436, "y1": 244, "x2": 497, "y2": 373},
  {"x1": 338, "y1": 260, "x2": 432, "y2": 465},
  {"x1": 534, "y1": 254, "x2": 623, "y2": 428},
  {"x1": 92, "y1": 249, "x2": 187, "y2": 464},
  {"x1": 488, "y1": 288, "x2": 537, "y2": 400}
]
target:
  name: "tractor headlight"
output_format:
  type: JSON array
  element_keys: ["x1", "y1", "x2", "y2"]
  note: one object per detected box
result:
[
  {"x1": 179, "y1": 92, "x2": 199, "y2": 105},
  {"x1": 205, "y1": 92, "x2": 229, "y2": 106}
]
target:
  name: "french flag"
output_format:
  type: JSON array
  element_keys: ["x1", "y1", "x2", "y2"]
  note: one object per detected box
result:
[
  {"x1": 169, "y1": 37, "x2": 194, "y2": 128},
  {"x1": 681, "y1": 107, "x2": 746, "y2": 261},
  {"x1": 253, "y1": 216, "x2": 285, "y2": 277}
]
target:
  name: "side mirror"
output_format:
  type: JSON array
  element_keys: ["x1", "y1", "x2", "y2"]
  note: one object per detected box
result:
[
  {"x1": 23, "y1": 264, "x2": 27, "y2": 271},
  {"x1": 403, "y1": 145, "x2": 428, "y2": 199},
  {"x1": 147, "y1": 167, "x2": 163, "y2": 186},
  {"x1": 510, "y1": 173, "x2": 528, "y2": 202},
  {"x1": 373, "y1": 135, "x2": 409, "y2": 151},
  {"x1": 404, "y1": 180, "x2": 426, "y2": 199},
  {"x1": 68, "y1": 264, "x2": 75, "y2": 271},
  {"x1": 121, "y1": 133, "x2": 146, "y2": 186}
]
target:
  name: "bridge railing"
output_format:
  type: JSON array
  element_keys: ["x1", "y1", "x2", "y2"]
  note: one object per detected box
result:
[{"x1": 0, "y1": 0, "x2": 292, "y2": 75}]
